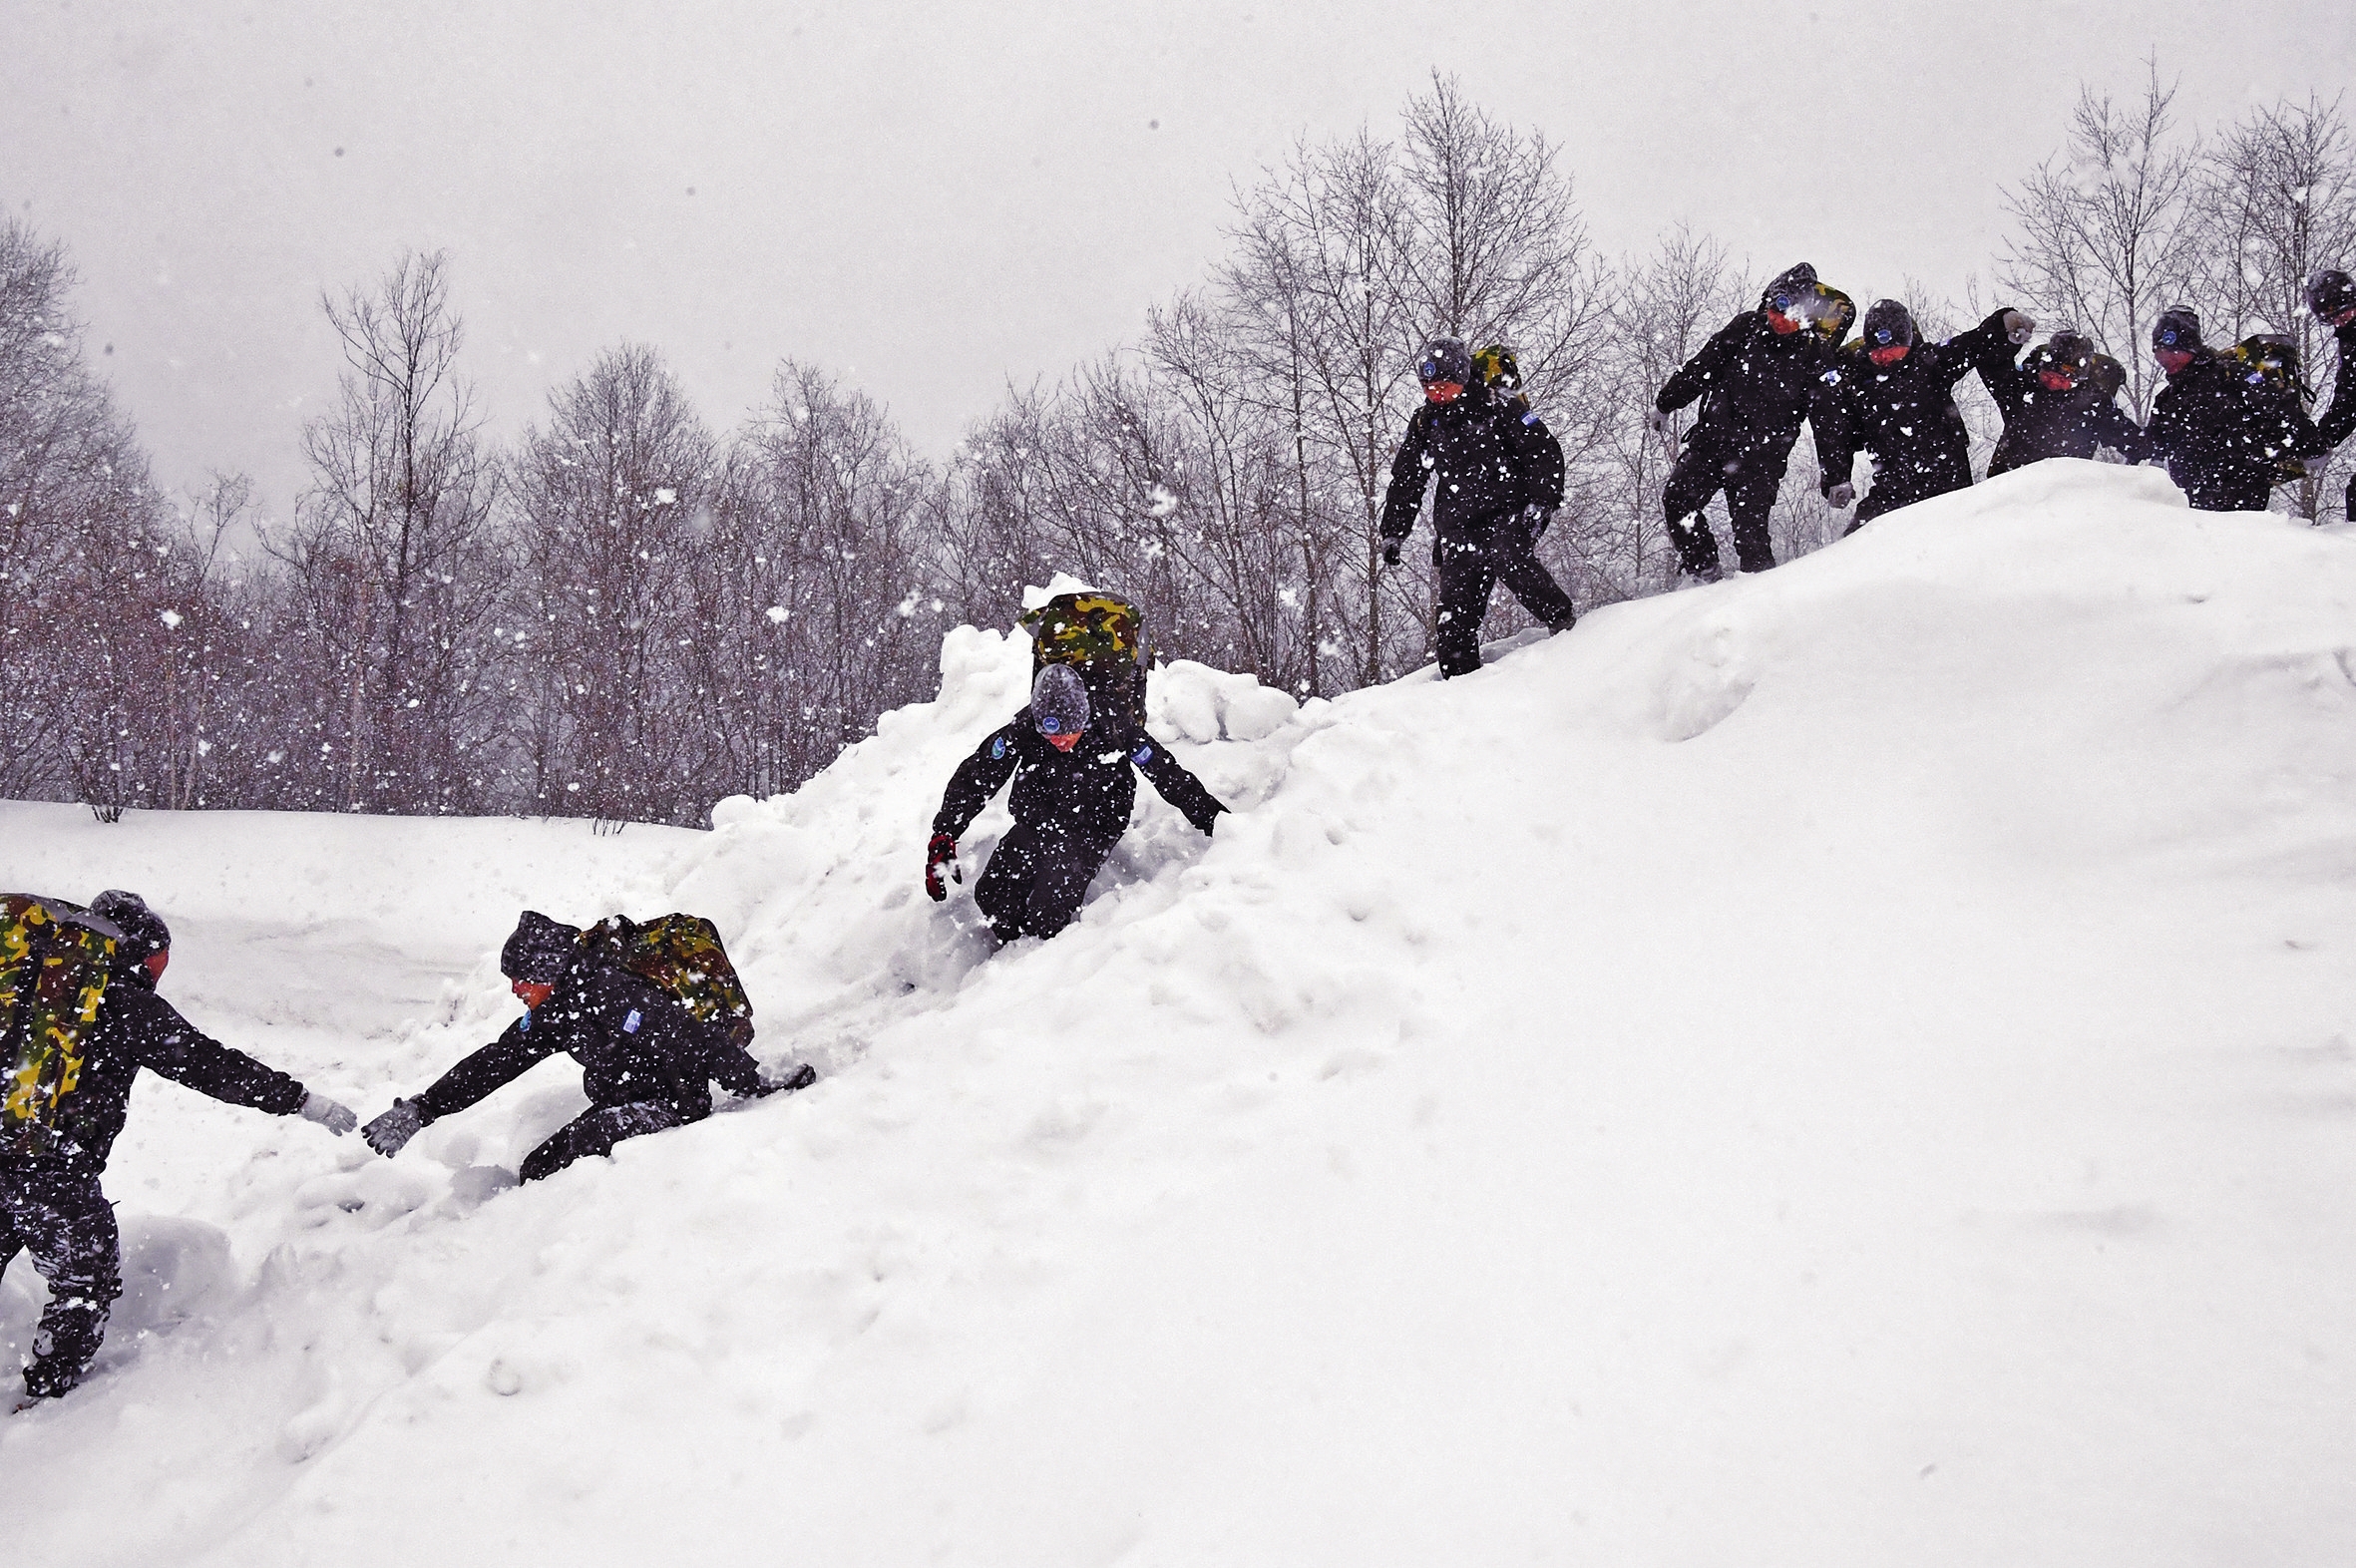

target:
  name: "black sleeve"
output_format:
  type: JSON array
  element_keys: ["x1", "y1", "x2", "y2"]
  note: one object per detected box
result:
[
  {"x1": 1810, "y1": 369, "x2": 1855, "y2": 485},
  {"x1": 1656, "y1": 316, "x2": 1744, "y2": 414},
  {"x1": 1937, "y1": 310, "x2": 2016, "y2": 391},
  {"x1": 1378, "y1": 409, "x2": 1433, "y2": 542},
  {"x1": 2146, "y1": 382, "x2": 2183, "y2": 462},
  {"x1": 1511, "y1": 405, "x2": 1566, "y2": 511},
  {"x1": 411, "y1": 1016, "x2": 562, "y2": 1123},
  {"x1": 2323, "y1": 327, "x2": 2356, "y2": 448},
  {"x1": 2098, "y1": 399, "x2": 2155, "y2": 464},
  {"x1": 114, "y1": 986, "x2": 308, "y2": 1116},
  {"x1": 1128, "y1": 734, "x2": 1227, "y2": 834},
  {"x1": 932, "y1": 719, "x2": 1025, "y2": 839},
  {"x1": 1979, "y1": 350, "x2": 2030, "y2": 419}
]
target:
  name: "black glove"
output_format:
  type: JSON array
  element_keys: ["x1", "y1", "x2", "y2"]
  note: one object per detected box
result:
[
  {"x1": 748, "y1": 1062, "x2": 818, "y2": 1098},
  {"x1": 363, "y1": 1098, "x2": 424, "y2": 1158},
  {"x1": 924, "y1": 832, "x2": 959, "y2": 902},
  {"x1": 1381, "y1": 541, "x2": 1401, "y2": 568},
  {"x1": 1520, "y1": 503, "x2": 1555, "y2": 539}
]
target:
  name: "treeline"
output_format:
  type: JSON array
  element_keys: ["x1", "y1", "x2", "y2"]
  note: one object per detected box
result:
[{"x1": 4, "y1": 73, "x2": 2350, "y2": 825}]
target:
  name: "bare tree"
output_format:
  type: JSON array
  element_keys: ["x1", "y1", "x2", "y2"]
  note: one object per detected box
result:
[
  {"x1": 2001, "y1": 63, "x2": 2203, "y2": 418},
  {"x1": 2197, "y1": 95, "x2": 2356, "y2": 519},
  {"x1": 289, "y1": 250, "x2": 503, "y2": 812},
  {"x1": 508, "y1": 344, "x2": 715, "y2": 822}
]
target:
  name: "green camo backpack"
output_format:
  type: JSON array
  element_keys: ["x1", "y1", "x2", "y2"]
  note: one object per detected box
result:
[{"x1": 580, "y1": 914, "x2": 755, "y2": 1047}]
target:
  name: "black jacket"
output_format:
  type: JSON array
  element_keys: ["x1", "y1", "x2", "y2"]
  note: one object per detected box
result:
[
  {"x1": 1983, "y1": 356, "x2": 2154, "y2": 474},
  {"x1": 7, "y1": 974, "x2": 308, "y2": 1177},
  {"x1": 935, "y1": 709, "x2": 1226, "y2": 844},
  {"x1": 1656, "y1": 310, "x2": 1840, "y2": 471},
  {"x1": 1379, "y1": 384, "x2": 1566, "y2": 544},
  {"x1": 1818, "y1": 309, "x2": 2016, "y2": 505},
  {"x1": 2149, "y1": 349, "x2": 2330, "y2": 508},
  {"x1": 2323, "y1": 323, "x2": 2356, "y2": 449},
  {"x1": 413, "y1": 959, "x2": 763, "y2": 1128}
]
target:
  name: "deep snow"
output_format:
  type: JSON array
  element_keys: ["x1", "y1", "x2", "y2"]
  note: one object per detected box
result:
[{"x1": 4, "y1": 462, "x2": 2355, "y2": 1565}]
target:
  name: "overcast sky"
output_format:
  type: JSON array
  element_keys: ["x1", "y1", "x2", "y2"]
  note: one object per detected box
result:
[{"x1": 6, "y1": 0, "x2": 2350, "y2": 521}]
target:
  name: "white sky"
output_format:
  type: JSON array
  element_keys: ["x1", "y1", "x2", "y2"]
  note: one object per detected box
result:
[{"x1": 6, "y1": 0, "x2": 2350, "y2": 521}]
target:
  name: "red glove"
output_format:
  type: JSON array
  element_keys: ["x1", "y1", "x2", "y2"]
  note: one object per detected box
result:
[{"x1": 925, "y1": 832, "x2": 960, "y2": 902}]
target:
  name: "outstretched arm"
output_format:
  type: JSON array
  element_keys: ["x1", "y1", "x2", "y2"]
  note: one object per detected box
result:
[
  {"x1": 1131, "y1": 737, "x2": 1227, "y2": 835},
  {"x1": 932, "y1": 720, "x2": 1025, "y2": 841},
  {"x1": 410, "y1": 1018, "x2": 562, "y2": 1124},
  {"x1": 112, "y1": 986, "x2": 309, "y2": 1115}
]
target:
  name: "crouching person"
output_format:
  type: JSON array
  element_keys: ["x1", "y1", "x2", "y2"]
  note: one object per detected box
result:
[
  {"x1": 2, "y1": 891, "x2": 355, "y2": 1404},
  {"x1": 363, "y1": 911, "x2": 808, "y2": 1184},
  {"x1": 926, "y1": 663, "x2": 1226, "y2": 944}
]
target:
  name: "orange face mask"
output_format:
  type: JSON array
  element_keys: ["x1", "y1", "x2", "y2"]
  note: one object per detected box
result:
[
  {"x1": 1868, "y1": 344, "x2": 1909, "y2": 367},
  {"x1": 1045, "y1": 731, "x2": 1082, "y2": 752},
  {"x1": 1423, "y1": 381, "x2": 1464, "y2": 403},
  {"x1": 1766, "y1": 310, "x2": 1801, "y2": 335},
  {"x1": 2038, "y1": 368, "x2": 2080, "y2": 392}
]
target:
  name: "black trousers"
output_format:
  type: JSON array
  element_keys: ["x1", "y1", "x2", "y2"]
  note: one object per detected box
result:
[
  {"x1": 520, "y1": 1101, "x2": 683, "y2": 1183},
  {"x1": 975, "y1": 819, "x2": 1123, "y2": 943},
  {"x1": 0, "y1": 1165, "x2": 121, "y2": 1398},
  {"x1": 2178, "y1": 471, "x2": 2277, "y2": 514},
  {"x1": 1433, "y1": 515, "x2": 1578, "y2": 679},
  {"x1": 1664, "y1": 445, "x2": 1783, "y2": 575}
]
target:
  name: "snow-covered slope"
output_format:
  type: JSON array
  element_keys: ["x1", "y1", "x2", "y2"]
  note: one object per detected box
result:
[{"x1": 6, "y1": 462, "x2": 2356, "y2": 1565}]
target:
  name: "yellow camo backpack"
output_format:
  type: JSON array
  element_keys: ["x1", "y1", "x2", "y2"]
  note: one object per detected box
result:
[
  {"x1": 1018, "y1": 591, "x2": 1148, "y2": 728},
  {"x1": 1, "y1": 895, "x2": 121, "y2": 1157}
]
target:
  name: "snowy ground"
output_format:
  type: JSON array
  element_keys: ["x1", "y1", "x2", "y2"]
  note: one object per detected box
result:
[{"x1": 4, "y1": 462, "x2": 2355, "y2": 1565}]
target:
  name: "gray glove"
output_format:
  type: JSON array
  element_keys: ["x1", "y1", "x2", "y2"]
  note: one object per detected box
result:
[
  {"x1": 2304, "y1": 454, "x2": 2333, "y2": 477},
  {"x1": 2003, "y1": 310, "x2": 2036, "y2": 345},
  {"x1": 362, "y1": 1098, "x2": 424, "y2": 1158},
  {"x1": 300, "y1": 1092, "x2": 357, "y2": 1136},
  {"x1": 1520, "y1": 503, "x2": 1556, "y2": 538},
  {"x1": 2092, "y1": 445, "x2": 2128, "y2": 465},
  {"x1": 1645, "y1": 407, "x2": 1673, "y2": 436},
  {"x1": 1825, "y1": 481, "x2": 1856, "y2": 509}
]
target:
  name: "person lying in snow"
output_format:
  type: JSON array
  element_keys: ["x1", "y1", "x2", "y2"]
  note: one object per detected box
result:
[
  {"x1": 361, "y1": 911, "x2": 811, "y2": 1183},
  {"x1": 926, "y1": 662, "x2": 1226, "y2": 944},
  {"x1": 3, "y1": 891, "x2": 356, "y2": 1405}
]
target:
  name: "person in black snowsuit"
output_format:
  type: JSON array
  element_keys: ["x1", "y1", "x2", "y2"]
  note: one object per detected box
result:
[
  {"x1": 1818, "y1": 300, "x2": 2034, "y2": 532},
  {"x1": 361, "y1": 912, "x2": 801, "y2": 1183},
  {"x1": 2146, "y1": 308, "x2": 2332, "y2": 513},
  {"x1": 1, "y1": 891, "x2": 356, "y2": 1403},
  {"x1": 1650, "y1": 261, "x2": 1848, "y2": 579},
  {"x1": 1378, "y1": 335, "x2": 1576, "y2": 679},
  {"x1": 927, "y1": 662, "x2": 1225, "y2": 944},
  {"x1": 1983, "y1": 332, "x2": 2155, "y2": 475},
  {"x1": 2312, "y1": 271, "x2": 2356, "y2": 451}
]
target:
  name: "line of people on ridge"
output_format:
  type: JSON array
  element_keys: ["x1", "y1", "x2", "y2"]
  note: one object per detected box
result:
[{"x1": 1379, "y1": 264, "x2": 2356, "y2": 614}]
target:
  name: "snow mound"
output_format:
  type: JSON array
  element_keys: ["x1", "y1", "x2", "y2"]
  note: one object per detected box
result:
[{"x1": 6, "y1": 463, "x2": 2356, "y2": 1566}]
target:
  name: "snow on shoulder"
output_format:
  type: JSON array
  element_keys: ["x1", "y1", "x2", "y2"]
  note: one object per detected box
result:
[{"x1": 6, "y1": 463, "x2": 2356, "y2": 1565}]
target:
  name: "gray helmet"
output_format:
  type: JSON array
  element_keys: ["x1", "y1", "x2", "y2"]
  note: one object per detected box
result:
[
  {"x1": 1414, "y1": 336, "x2": 1473, "y2": 388},
  {"x1": 1030, "y1": 663, "x2": 1091, "y2": 738}
]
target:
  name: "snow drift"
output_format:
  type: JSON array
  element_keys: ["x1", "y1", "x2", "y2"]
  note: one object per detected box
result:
[{"x1": 5, "y1": 462, "x2": 2356, "y2": 1566}]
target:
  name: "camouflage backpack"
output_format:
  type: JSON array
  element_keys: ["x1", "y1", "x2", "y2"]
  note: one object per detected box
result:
[
  {"x1": 579, "y1": 914, "x2": 755, "y2": 1047},
  {"x1": 1018, "y1": 591, "x2": 1148, "y2": 728},
  {"x1": 2, "y1": 895, "x2": 122, "y2": 1157},
  {"x1": 2225, "y1": 333, "x2": 2306, "y2": 395}
]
